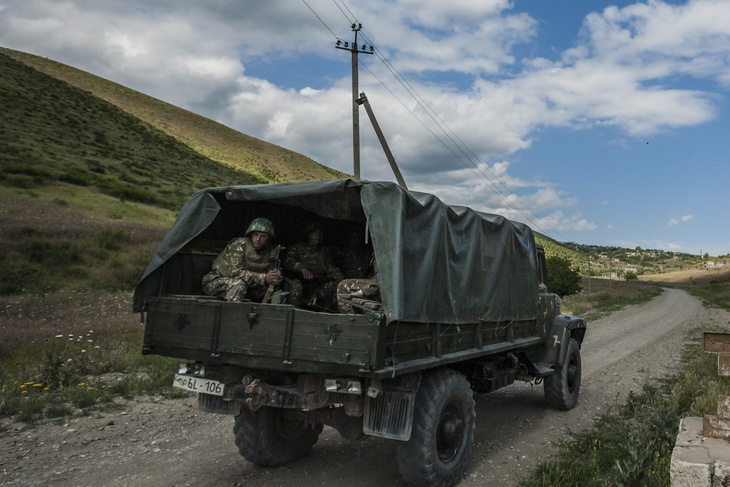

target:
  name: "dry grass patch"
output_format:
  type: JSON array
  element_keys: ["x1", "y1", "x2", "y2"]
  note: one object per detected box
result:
[{"x1": 561, "y1": 277, "x2": 662, "y2": 320}]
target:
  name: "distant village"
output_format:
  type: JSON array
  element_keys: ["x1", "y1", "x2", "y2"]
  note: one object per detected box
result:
[{"x1": 566, "y1": 243, "x2": 728, "y2": 279}]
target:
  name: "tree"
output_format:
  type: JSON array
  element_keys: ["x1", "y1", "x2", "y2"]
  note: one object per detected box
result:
[{"x1": 546, "y1": 256, "x2": 582, "y2": 297}]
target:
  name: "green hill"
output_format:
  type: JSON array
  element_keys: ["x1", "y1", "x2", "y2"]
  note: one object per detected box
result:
[
  {"x1": 0, "y1": 47, "x2": 342, "y2": 294},
  {"x1": 0, "y1": 47, "x2": 347, "y2": 206}
]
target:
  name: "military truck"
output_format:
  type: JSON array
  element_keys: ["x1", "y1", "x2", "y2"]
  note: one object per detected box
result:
[{"x1": 134, "y1": 179, "x2": 586, "y2": 487}]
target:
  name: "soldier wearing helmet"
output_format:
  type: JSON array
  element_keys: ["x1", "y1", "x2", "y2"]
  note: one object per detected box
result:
[
  {"x1": 202, "y1": 217, "x2": 282, "y2": 302},
  {"x1": 284, "y1": 222, "x2": 344, "y2": 311}
]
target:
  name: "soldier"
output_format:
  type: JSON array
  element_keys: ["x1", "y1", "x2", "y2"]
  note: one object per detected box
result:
[
  {"x1": 284, "y1": 223, "x2": 344, "y2": 311},
  {"x1": 337, "y1": 255, "x2": 381, "y2": 313},
  {"x1": 201, "y1": 217, "x2": 282, "y2": 302},
  {"x1": 334, "y1": 229, "x2": 372, "y2": 279}
]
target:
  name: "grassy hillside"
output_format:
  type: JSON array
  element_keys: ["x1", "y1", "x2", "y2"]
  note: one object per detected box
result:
[
  {"x1": 535, "y1": 233, "x2": 600, "y2": 275},
  {"x1": 0, "y1": 50, "x2": 265, "y2": 210},
  {"x1": 0, "y1": 47, "x2": 348, "y2": 296},
  {"x1": 0, "y1": 47, "x2": 347, "y2": 184}
]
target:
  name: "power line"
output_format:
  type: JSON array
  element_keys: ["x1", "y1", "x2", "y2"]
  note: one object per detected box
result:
[
  {"x1": 301, "y1": 0, "x2": 340, "y2": 39},
  {"x1": 303, "y1": 0, "x2": 560, "y2": 238}
]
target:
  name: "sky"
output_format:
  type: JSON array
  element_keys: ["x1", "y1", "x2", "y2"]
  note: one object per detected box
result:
[{"x1": 1, "y1": 0, "x2": 729, "y2": 256}]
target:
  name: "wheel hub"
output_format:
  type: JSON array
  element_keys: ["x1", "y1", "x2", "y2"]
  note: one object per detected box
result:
[{"x1": 437, "y1": 404, "x2": 465, "y2": 462}]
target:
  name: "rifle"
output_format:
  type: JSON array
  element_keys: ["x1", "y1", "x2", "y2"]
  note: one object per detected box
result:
[{"x1": 263, "y1": 245, "x2": 284, "y2": 303}]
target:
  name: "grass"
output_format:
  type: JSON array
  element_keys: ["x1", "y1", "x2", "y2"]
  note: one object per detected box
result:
[
  {"x1": 560, "y1": 276, "x2": 663, "y2": 320},
  {"x1": 0, "y1": 186, "x2": 169, "y2": 294},
  {"x1": 0, "y1": 290, "x2": 185, "y2": 424},
  {"x1": 518, "y1": 272, "x2": 730, "y2": 486},
  {"x1": 0, "y1": 47, "x2": 348, "y2": 187},
  {"x1": 0, "y1": 181, "x2": 185, "y2": 423}
]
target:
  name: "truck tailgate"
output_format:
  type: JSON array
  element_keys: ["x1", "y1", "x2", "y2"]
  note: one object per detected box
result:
[{"x1": 142, "y1": 297, "x2": 382, "y2": 374}]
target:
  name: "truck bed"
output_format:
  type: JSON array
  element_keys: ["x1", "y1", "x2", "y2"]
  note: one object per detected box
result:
[{"x1": 142, "y1": 296, "x2": 546, "y2": 379}]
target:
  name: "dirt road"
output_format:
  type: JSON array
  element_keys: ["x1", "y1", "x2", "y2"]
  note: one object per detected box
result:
[{"x1": 2, "y1": 288, "x2": 727, "y2": 486}]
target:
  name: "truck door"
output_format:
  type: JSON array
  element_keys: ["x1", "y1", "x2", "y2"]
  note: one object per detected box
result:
[{"x1": 536, "y1": 246, "x2": 559, "y2": 338}]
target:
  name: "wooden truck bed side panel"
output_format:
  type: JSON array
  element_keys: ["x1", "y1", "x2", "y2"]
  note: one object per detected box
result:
[
  {"x1": 382, "y1": 320, "x2": 541, "y2": 365},
  {"x1": 143, "y1": 297, "x2": 381, "y2": 375}
]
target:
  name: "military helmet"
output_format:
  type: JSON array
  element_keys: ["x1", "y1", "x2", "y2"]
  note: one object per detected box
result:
[
  {"x1": 245, "y1": 217, "x2": 275, "y2": 237},
  {"x1": 302, "y1": 221, "x2": 322, "y2": 237}
]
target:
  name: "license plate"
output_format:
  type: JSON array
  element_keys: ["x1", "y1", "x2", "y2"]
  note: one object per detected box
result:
[{"x1": 173, "y1": 374, "x2": 224, "y2": 396}]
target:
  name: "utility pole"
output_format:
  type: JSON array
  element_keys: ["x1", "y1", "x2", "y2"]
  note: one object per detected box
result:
[{"x1": 336, "y1": 23, "x2": 373, "y2": 180}]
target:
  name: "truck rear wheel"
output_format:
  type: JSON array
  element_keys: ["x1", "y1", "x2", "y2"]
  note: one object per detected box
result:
[
  {"x1": 396, "y1": 369, "x2": 475, "y2": 487},
  {"x1": 233, "y1": 406, "x2": 323, "y2": 467},
  {"x1": 544, "y1": 337, "x2": 582, "y2": 410}
]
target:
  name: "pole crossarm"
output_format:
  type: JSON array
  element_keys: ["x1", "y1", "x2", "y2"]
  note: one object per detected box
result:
[{"x1": 335, "y1": 23, "x2": 374, "y2": 181}]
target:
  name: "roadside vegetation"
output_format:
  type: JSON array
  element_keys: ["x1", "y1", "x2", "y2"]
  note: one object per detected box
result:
[
  {"x1": 519, "y1": 272, "x2": 730, "y2": 487},
  {"x1": 0, "y1": 189, "x2": 184, "y2": 425}
]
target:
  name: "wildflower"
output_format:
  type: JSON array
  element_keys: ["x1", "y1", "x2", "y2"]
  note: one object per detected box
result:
[{"x1": 77, "y1": 382, "x2": 85, "y2": 387}]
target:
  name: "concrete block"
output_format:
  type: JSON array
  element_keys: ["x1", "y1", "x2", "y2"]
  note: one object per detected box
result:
[
  {"x1": 672, "y1": 417, "x2": 713, "y2": 487},
  {"x1": 704, "y1": 415, "x2": 730, "y2": 440},
  {"x1": 713, "y1": 461, "x2": 730, "y2": 487},
  {"x1": 717, "y1": 395, "x2": 730, "y2": 419},
  {"x1": 718, "y1": 355, "x2": 730, "y2": 377}
]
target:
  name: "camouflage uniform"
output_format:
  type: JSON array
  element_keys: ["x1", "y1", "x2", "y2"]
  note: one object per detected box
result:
[
  {"x1": 337, "y1": 278, "x2": 381, "y2": 313},
  {"x1": 284, "y1": 242, "x2": 344, "y2": 311},
  {"x1": 334, "y1": 245, "x2": 372, "y2": 279},
  {"x1": 202, "y1": 219, "x2": 279, "y2": 302}
]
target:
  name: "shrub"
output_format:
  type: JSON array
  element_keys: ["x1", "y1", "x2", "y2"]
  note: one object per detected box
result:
[
  {"x1": 546, "y1": 256, "x2": 583, "y2": 297},
  {"x1": 0, "y1": 250, "x2": 42, "y2": 294}
]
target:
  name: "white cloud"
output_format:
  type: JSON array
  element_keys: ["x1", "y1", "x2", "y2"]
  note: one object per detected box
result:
[{"x1": 668, "y1": 214, "x2": 694, "y2": 226}]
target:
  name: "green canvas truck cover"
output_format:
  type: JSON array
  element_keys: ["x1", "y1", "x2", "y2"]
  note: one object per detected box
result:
[{"x1": 133, "y1": 179, "x2": 538, "y2": 324}]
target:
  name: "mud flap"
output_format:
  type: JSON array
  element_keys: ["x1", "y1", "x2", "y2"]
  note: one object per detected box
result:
[
  {"x1": 363, "y1": 373, "x2": 421, "y2": 441},
  {"x1": 198, "y1": 392, "x2": 240, "y2": 415}
]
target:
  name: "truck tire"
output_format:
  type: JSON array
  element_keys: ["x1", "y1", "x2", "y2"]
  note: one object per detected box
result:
[
  {"x1": 233, "y1": 406, "x2": 323, "y2": 467},
  {"x1": 544, "y1": 337, "x2": 582, "y2": 410},
  {"x1": 396, "y1": 369, "x2": 475, "y2": 487}
]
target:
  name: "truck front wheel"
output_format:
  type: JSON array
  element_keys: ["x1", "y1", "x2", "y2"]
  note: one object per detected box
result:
[
  {"x1": 233, "y1": 406, "x2": 323, "y2": 467},
  {"x1": 544, "y1": 337, "x2": 582, "y2": 410},
  {"x1": 396, "y1": 369, "x2": 475, "y2": 487}
]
